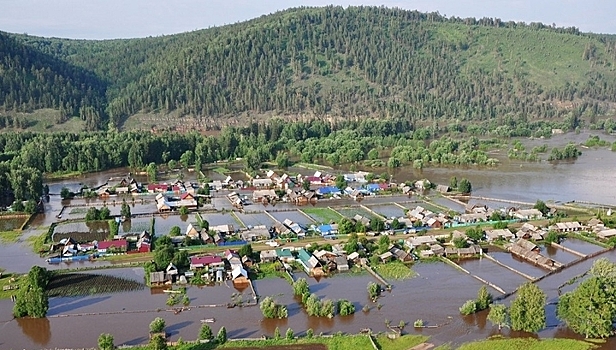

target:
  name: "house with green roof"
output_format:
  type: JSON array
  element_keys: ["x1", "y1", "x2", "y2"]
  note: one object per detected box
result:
[
  {"x1": 297, "y1": 248, "x2": 323, "y2": 276},
  {"x1": 275, "y1": 248, "x2": 295, "y2": 263}
]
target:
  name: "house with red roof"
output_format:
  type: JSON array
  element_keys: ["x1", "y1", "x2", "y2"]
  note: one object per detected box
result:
[
  {"x1": 96, "y1": 239, "x2": 128, "y2": 253},
  {"x1": 147, "y1": 184, "x2": 169, "y2": 193},
  {"x1": 190, "y1": 255, "x2": 224, "y2": 270}
]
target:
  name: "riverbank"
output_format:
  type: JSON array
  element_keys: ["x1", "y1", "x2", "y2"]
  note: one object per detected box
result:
[{"x1": 457, "y1": 337, "x2": 599, "y2": 350}]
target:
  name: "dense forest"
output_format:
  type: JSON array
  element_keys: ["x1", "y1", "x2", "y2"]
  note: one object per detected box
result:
[{"x1": 2, "y1": 6, "x2": 616, "y2": 130}]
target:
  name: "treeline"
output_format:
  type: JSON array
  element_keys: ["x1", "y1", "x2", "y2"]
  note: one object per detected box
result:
[
  {"x1": 0, "y1": 119, "x2": 404, "y2": 198},
  {"x1": 2, "y1": 6, "x2": 616, "y2": 129}
]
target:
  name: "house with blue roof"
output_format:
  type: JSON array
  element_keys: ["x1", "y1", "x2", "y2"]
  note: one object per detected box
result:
[
  {"x1": 317, "y1": 224, "x2": 339, "y2": 236},
  {"x1": 366, "y1": 183, "x2": 381, "y2": 192},
  {"x1": 316, "y1": 186, "x2": 341, "y2": 196}
]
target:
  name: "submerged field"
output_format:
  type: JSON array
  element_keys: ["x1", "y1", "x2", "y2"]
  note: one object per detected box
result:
[{"x1": 47, "y1": 273, "x2": 145, "y2": 297}]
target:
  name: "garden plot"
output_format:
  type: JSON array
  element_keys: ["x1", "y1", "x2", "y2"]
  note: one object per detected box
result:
[
  {"x1": 366, "y1": 204, "x2": 406, "y2": 219},
  {"x1": 202, "y1": 212, "x2": 240, "y2": 227},
  {"x1": 335, "y1": 206, "x2": 383, "y2": 220},
  {"x1": 269, "y1": 210, "x2": 315, "y2": 226},
  {"x1": 47, "y1": 273, "x2": 145, "y2": 297},
  {"x1": 235, "y1": 212, "x2": 275, "y2": 228},
  {"x1": 0, "y1": 216, "x2": 28, "y2": 231},
  {"x1": 300, "y1": 207, "x2": 343, "y2": 224},
  {"x1": 53, "y1": 221, "x2": 110, "y2": 243}
]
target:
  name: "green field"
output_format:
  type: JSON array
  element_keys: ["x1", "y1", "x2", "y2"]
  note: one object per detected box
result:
[
  {"x1": 218, "y1": 334, "x2": 428, "y2": 350},
  {"x1": 336, "y1": 207, "x2": 383, "y2": 221},
  {"x1": 457, "y1": 337, "x2": 598, "y2": 350},
  {"x1": 301, "y1": 207, "x2": 343, "y2": 224},
  {"x1": 0, "y1": 272, "x2": 22, "y2": 299},
  {"x1": 0, "y1": 231, "x2": 22, "y2": 243},
  {"x1": 373, "y1": 261, "x2": 416, "y2": 280}
]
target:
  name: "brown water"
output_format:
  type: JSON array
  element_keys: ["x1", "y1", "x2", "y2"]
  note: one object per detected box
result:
[
  {"x1": 559, "y1": 238, "x2": 605, "y2": 255},
  {"x1": 3, "y1": 132, "x2": 616, "y2": 348},
  {"x1": 542, "y1": 245, "x2": 578, "y2": 264},
  {"x1": 456, "y1": 258, "x2": 530, "y2": 293},
  {"x1": 0, "y1": 263, "x2": 495, "y2": 349},
  {"x1": 487, "y1": 251, "x2": 549, "y2": 279}
]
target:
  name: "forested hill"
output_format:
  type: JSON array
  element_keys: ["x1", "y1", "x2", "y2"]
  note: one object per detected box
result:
[
  {"x1": 0, "y1": 32, "x2": 107, "y2": 130},
  {"x1": 4, "y1": 6, "x2": 616, "y2": 131}
]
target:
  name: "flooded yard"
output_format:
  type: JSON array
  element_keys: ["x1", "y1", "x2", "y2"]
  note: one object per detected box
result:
[
  {"x1": 456, "y1": 258, "x2": 529, "y2": 293},
  {"x1": 541, "y1": 245, "x2": 580, "y2": 264},
  {"x1": 429, "y1": 197, "x2": 465, "y2": 213},
  {"x1": 269, "y1": 210, "x2": 315, "y2": 227},
  {"x1": 52, "y1": 221, "x2": 110, "y2": 242},
  {"x1": 201, "y1": 212, "x2": 239, "y2": 227},
  {"x1": 366, "y1": 204, "x2": 406, "y2": 219},
  {"x1": 486, "y1": 251, "x2": 548, "y2": 279},
  {"x1": 558, "y1": 237, "x2": 604, "y2": 255},
  {"x1": 235, "y1": 212, "x2": 275, "y2": 228},
  {"x1": 335, "y1": 206, "x2": 383, "y2": 221}
]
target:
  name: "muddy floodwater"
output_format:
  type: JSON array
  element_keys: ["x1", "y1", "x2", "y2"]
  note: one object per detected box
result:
[
  {"x1": 456, "y1": 258, "x2": 530, "y2": 293},
  {"x1": 2, "y1": 132, "x2": 616, "y2": 348},
  {"x1": 0, "y1": 263, "x2": 500, "y2": 349}
]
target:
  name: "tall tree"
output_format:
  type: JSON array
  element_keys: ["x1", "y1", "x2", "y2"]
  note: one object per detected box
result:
[
  {"x1": 557, "y1": 259, "x2": 616, "y2": 338},
  {"x1": 510, "y1": 282, "x2": 546, "y2": 333}
]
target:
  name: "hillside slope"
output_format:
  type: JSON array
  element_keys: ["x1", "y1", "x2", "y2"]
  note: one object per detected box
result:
[
  {"x1": 5, "y1": 6, "x2": 616, "y2": 130},
  {"x1": 0, "y1": 32, "x2": 107, "y2": 130}
]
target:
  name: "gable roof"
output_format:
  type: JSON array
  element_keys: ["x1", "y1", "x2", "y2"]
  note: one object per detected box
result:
[
  {"x1": 97, "y1": 239, "x2": 127, "y2": 249},
  {"x1": 190, "y1": 255, "x2": 223, "y2": 266},
  {"x1": 297, "y1": 249, "x2": 321, "y2": 269}
]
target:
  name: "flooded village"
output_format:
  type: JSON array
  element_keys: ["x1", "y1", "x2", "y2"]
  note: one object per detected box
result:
[{"x1": 2, "y1": 134, "x2": 616, "y2": 350}]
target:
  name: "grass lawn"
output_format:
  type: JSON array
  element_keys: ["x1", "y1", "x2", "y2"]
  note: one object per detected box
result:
[
  {"x1": 373, "y1": 261, "x2": 416, "y2": 280},
  {"x1": 0, "y1": 272, "x2": 22, "y2": 299},
  {"x1": 27, "y1": 231, "x2": 50, "y2": 254},
  {"x1": 0, "y1": 230, "x2": 22, "y2": 243},
  {"x1": 218, "y1": 334, "x2": 427, "y2": 350},
  {"x1": 301, "y1": 207, "x2": 343, "y2": 224},
  {"x1": 212, "y1": 167, "x2": 232, "y2": 175},
  {"x1": 457, "y1": 337, "x2": 598, "y2": 350},
  {"x1": 44, "y1": 170, "x2": 84, "y2": 180},
  {"x1": 252, "y1": 261, "x2": 290, "y2": 281},
  {"x1": 295, "y1": 162, "x2": 333, "y2": 170},
  {"x1": 376, "y1": 334, "x2": 429, "y2": 350}
]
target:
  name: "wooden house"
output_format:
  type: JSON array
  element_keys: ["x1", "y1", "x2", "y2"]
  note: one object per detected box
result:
[
  {"x1": 484, "y1": 229, "x2": 514, "y2": 242},
  {"x1": 260, "y1": 250, "x2": 278, "y2": 263},
  {"x1": 297, "y1": 249, "x2": 323, "y2": 276},
  {"x1": 231, "y1": 266, "x2": 249, "y2": 286}
]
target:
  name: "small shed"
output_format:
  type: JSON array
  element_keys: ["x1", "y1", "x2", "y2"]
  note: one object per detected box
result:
[
  {"x1": 379, "y1": 251, "x2": 394, "y2": 263},
  {"x1": 335, "y1": 256, "x2": 349, "y2": 272},
  {"x1": 231, "y1": 266, "x2": 249, "y2": 285},
  {"x1": 150, "y1": 271, "x2": 167, "y2": 286}
]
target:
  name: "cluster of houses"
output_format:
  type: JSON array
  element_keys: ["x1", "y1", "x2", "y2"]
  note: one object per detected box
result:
[
  {"x1": 151, "y1": 248, "x2": 251, "y2": 287},
  {"x1": 404, "y1": 205, "x2": 451, "y2": 229},
  {"x1": 155, "y1": 192, "x2": 198, "y2": 212},
  {"x1": 50, "y1": 231, "x2": 152, "y2": 259},
  {"x1": 95, "y1": 176, "x2": 142, "y2": 196}
]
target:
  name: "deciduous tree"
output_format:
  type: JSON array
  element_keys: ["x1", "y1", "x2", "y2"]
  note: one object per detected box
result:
[{"x1": 510, "y1": 282, "x2": 546, "y2": 333}]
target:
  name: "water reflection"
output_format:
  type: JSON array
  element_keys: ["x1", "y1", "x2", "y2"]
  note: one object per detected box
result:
[{"x1": 17, "y1": 317, "x2": 51, "y2": 346}]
